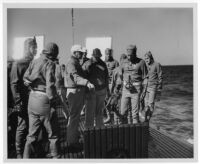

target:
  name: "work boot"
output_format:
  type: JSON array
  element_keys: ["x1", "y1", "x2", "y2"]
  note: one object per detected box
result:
[
  {"x1": 16, "y1": 154, "x2": 23, "y2": 159},
  {"x1": 104, "y1": 107, "x2": 112, "y2": 124}
]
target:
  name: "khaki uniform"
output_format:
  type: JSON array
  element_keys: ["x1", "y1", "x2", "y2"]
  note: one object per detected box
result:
[
  {"x1": 119, "y1": 58, "x2": 148, "y2": 124},
  {"x1": 10, "y1": 57, "x2": 32, "y2": 157},
  {"x1": 23, "y1": 54, "x2": 59, "y2": 158},
  {"x1": 105, "y1": 59, "x2": 119, "y2": 88},
  {"x1": 145, "y1": 62, "x2": 163, "y2": 112}
]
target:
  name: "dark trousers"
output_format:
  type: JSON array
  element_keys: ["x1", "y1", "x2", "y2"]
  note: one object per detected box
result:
[
  {"x1": 15, "y1": 111, "x2": 28, "y2": 158},
  {"x1": 23, "y1": 91, "x2": 59, "y2": 158}
]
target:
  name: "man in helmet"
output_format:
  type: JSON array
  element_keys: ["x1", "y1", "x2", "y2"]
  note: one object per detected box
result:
[
  {"x1": 66, "y1": 45, "x2": 95, "y2": 150},
  {"x1": 10, "y1": 37, "x2": 37, "y2": 158},
  {"x1": 104, "y1": 48, "x2": 119, "y2": 123},
  {"x1": 82, "y1": 48, "x2": 109, "y2": 129},
  {"x1": 23, "y1": 42, "x2": 60, "y2": 158},
  {"x1": 118, "y1": 45, "x2": 148, "y2": 124}
]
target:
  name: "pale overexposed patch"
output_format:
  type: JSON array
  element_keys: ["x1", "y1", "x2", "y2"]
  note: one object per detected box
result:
[
  {"x1": 85, "y1": 37, "x2": 112, "y2": 60},
  {"x1": 12, "y1": 35, "x2": 44, "y2": 60}
]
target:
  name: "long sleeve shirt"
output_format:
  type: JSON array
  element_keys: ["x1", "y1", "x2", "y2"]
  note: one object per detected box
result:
[
  {"x1": 23, "y1": 54, "x2": 57, "y2": 100},
  {"x1": 55, "y1": 64, "x2": 65, "y2": 90},
  {"x1": 82, "y1": 57, "x2": 109, "y2": 91},
  {"x1": 105, "y1": 59, "x2": 119, "y2": 84},
  {"x1": 65, "y1": 55, "x2": 88, "y2": 88},
  {"x1": 10, "y1": 58, "x2": 32, "y2": 105},
  {"x1": 110, "y1": 67, "x2": 122, "y2": 94},
  {"x1": 119, "y1": 57, "x2": 148, "y2": 85},
  {"x1": 147, "y1": 62, "x2": 163, "y2": 89}
]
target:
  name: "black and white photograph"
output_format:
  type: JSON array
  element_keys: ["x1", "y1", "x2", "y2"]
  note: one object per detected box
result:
[{"x1": 3, "y1": 2, "x2": 198, "y2": 162}]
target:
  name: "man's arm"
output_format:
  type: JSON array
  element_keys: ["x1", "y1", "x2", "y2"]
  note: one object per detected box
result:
[
  {"x1": 82, "y1": 60, "x2": 90, "y2": 78},
  {"x1": 117, "y1": 64, "x2": 124, "y2": 85},
  {"x1": 104, "y1": 63, "x2": 110, "y2": 95},
  {"x1": 115, "y1": 60, "x2": 119, "y2": 68},
  {"x1": 141, "y1": 60, "x2": 148, "y2": 83},
  {"x1": 110, "y1": 69, "x2": 117, "y2": 94},
  {"x1": 46, "y1": 62, "x2": 57, "y2": 100},
  {"x1": 23, "y1": 61, "x2": 34, "y2": 87},
  {"x1": 67, "y1": 60, "x2": 88, "y2": 86},
  {"x1": 10, "y1": 62, "x2": 21, "y2": 105},
  {"x1": 157, "y1": 63, "x2": 163, "y2": 90}
]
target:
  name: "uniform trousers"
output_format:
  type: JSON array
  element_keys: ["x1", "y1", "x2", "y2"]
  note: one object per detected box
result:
[
  {"x1": 23, "y1": 91, "x2": 59, "y2": 158},
  {"x1": 85, "y1": 88, "x2": 106, "y2": 129},
  {"x1": 120, "y1": 85, "x2": 142, "y2": 124},
  {"x1": 66, "y1": 87, "x2": 85, "y2": 145}
]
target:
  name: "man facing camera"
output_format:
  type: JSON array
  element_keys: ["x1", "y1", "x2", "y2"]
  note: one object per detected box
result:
[
  {"x1": 83, "y1": 48, "x2": 109, "y2": 129},
  {"x1": 65, "y1": 45, "x2": 94, "y2": 150}
]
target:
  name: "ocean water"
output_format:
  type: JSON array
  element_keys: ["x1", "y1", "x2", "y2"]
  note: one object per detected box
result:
[{"x1": 149, "y1": 65, "x2": 193, "y2": 143}]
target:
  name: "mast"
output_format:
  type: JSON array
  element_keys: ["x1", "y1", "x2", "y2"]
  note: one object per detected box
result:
[{"x1": 71, "y1": 8, "x2": 75, "y2": 45}]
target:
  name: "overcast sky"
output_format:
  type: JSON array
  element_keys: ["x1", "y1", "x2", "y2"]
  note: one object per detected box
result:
[{"x1": 8, "y1": 8, "x2": 193, "y2": 65}]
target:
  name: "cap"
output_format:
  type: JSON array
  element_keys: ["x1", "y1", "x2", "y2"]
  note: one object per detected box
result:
[
  {"x1": 42, "y1": 42, "x2": 59, "y2": 58},
  {"x1": 126, "y1": 44, "x2": 137, "y2": 50},
  {"x1": 144, "y1": 51, "x2": 154, "y2": 61},
  {"x1": 71, "y1": 44, "x2": 83, "y2": 54},
  {"x1": 82, "y1": 47, "x2": 87, "y2": 53},
  {"x1": 92, "y1": 48, "x2": 102, "y2": 57}
]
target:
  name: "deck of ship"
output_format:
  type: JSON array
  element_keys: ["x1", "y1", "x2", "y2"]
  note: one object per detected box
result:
[{"x1": 7, "y1": 106, "x2": 193, "y2": 159}]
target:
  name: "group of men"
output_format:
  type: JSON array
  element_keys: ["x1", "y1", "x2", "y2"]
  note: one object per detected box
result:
[{"x1": 7, "y1": 37, "x2": 163, "y2": 158}]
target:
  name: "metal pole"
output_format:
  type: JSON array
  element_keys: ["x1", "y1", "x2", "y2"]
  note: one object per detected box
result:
[{"x1": 71, "y1": 8, "x2": 75, "y2": 45}]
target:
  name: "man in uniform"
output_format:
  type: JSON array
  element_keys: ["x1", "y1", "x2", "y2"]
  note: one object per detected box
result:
[
  {"x1": 66, "y1": 45, "x2": 94, "y2": 149},
  {"x1": 104, "y1": 48, "x2": 119, "y2": 123},
  {"x1": 119, "y1": 45, "x2": 148, "y2": 124},
  {"x1": 10, "y1": 37, "x2": 37, "y2": 158},
  {"x1": 23, "y1": 42, "x2": 60, "y2": 158},
  {"x1": 82, "y1": 48, "x2": 109, "y2": 129},
  {"x1": 143, "y1": 51, "x2": 163, "y2": 122}
]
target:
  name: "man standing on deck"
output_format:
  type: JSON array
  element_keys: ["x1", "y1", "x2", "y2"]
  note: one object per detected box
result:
[
  {"x1": 143, "y1": 51, "x2": 163, "y2": 122},
  {"x1": 104, "y1": 48, "x2": 119, "y2": 123},
  {"x1": 66, "y1": 45, "x2": 95, "y2": 150},
  {"x1": 23, "y1": 42, "x2": 60, "y2": 158},
  {"x1": 118, "y1": 45, "x2": 148, "y2": 124},
  {"x1": 10, "y1": 37, "x2": 37, "y2": 158},
  {"x1": 83, "y1": 48, "x2": 109, "y2": 129}
]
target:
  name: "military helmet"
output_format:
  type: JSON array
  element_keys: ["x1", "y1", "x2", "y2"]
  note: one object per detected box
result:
[{"x1": 42, "y1": 42, "x2": 59, "y2": 59}]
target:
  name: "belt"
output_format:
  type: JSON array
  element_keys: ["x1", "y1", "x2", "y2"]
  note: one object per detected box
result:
[
  {"x1": 123, "y1": 81, "x2": 142, "y2": 86},
  {"x1": 31, "y1": 90, "x2": 47, "y2": 95},
  {"x1": 33, "y1": 85, "x2": 46, "y2": 92},
  {"x1": 67, "y1": 86, "x2": 85, "y2": 89}
]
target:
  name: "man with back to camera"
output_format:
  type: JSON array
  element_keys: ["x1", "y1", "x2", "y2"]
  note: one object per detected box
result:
[
  {"x1": 23, "y1": 42, "x2": 60, "y2": 158},
  {"x1": 118, "y1": 45, "x2": 148, "y2": 124},
  {"x1": 104, "y1": 48, "x2": 119, "y2": 123},
  {"x1": 10, "y1": 37, "x2": 37, "y2": 158},
  {"x1": 65, "y1": 45, "x2": 95, "y2": 150}
]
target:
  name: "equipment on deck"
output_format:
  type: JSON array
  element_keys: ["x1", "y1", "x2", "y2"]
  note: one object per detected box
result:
[{"x1": 84, "y1": 123, "x2": 149, "y2": 158}]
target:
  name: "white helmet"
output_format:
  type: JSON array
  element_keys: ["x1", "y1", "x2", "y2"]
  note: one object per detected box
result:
[{"x1": 71, "y1": 44, "x2": 83, "y2": 54}]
